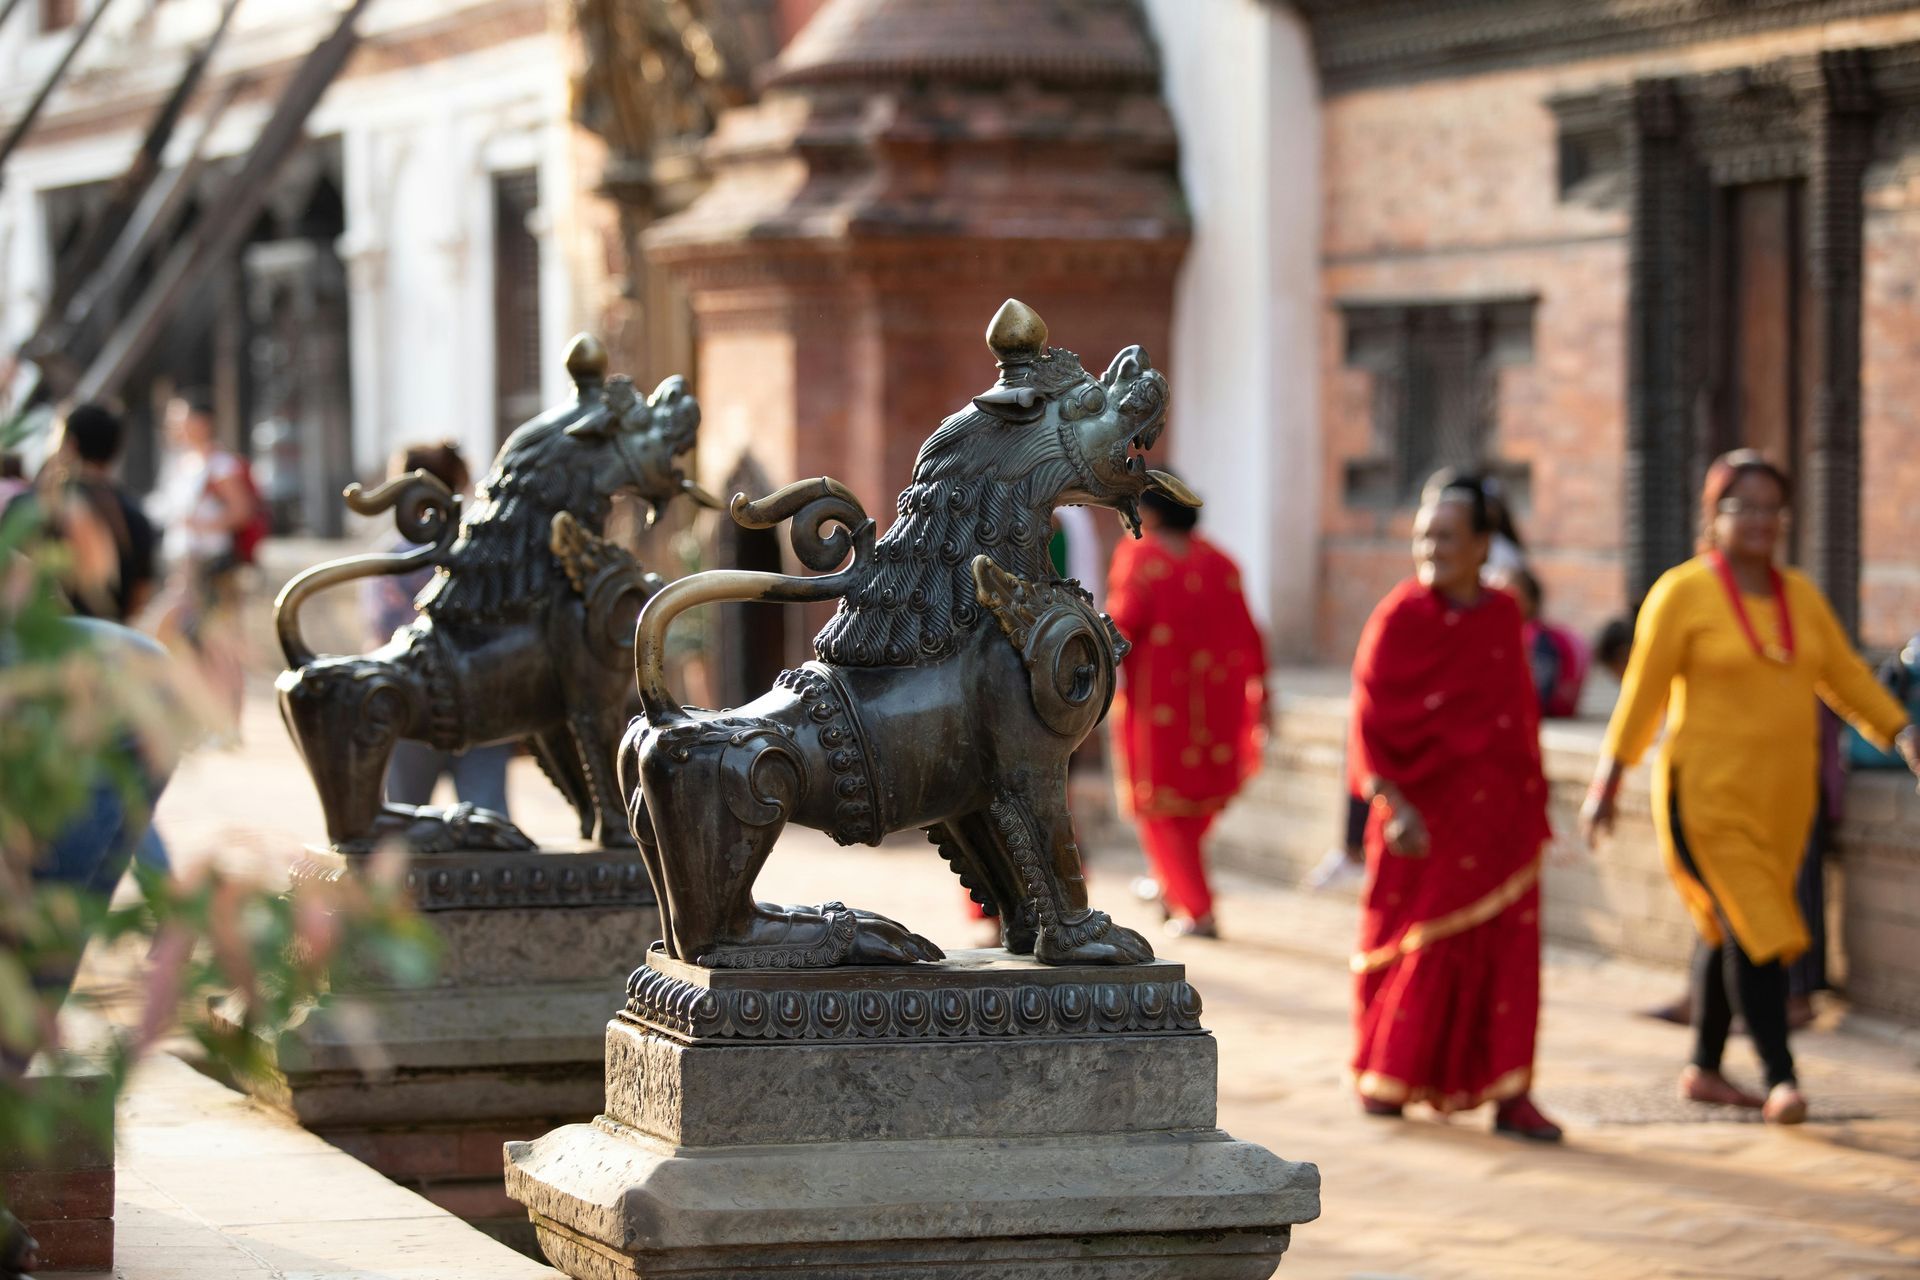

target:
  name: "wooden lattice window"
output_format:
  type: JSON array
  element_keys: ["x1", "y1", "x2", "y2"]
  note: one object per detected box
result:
[
  {"x1": 492, "y1": 169, "x2": 544, "y2": 444},
  {"x1": 1339, "y1": 297, "x2": 1536, "y2": 508}
]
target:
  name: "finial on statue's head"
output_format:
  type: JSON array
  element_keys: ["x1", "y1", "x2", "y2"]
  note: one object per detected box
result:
[
  {"x1": 986, "y1": 299, "x2": 1048, "y2": 383},
  {"x1": 565, "y1": 333, "x2": 609, "y2": 390}
]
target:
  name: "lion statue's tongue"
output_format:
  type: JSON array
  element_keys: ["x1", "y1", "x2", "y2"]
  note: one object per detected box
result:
[{"x1": 1146, "y1": 469, "x2": 1201, "y2": 508}]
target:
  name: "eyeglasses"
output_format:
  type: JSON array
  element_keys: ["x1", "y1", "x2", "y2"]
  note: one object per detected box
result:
[{"x1": 1716, "y1": 499, "x2": 1788, "y2": 521}]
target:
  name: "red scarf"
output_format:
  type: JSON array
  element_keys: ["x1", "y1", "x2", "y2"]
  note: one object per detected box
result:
[{"x1": 1707, "y1": 550, "x2": 1794, "y2": 664}]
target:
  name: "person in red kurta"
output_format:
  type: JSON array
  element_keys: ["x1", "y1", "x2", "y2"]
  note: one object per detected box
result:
[
  {"x1": 1348, "y1": 476, "x2": 1563, "y2": 1140},
  {"x1": 1107, "y1": 487, "x2": 1267, "y2": 938}
]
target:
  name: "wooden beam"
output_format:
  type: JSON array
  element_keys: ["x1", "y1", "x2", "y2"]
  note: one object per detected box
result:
[
  {"x1": 38, "y1": 0, "x2": 245, "y2": 328},
  {"x1": 74, "y1": 0, "x2": 374, "y2": 404},
  {"x1": 0, "y1": 0, "x2": 125, "y2": 184},
  {"x1": 51, "y1": 78, "x2": 246, "y2": 342}
]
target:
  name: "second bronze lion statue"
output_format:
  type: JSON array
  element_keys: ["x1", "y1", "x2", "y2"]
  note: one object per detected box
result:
[
  {"x1": 622, "y1": 299, "x2": 1199, "y2": 968},
  {"x1": 276, "y1": 336, "x2": 710, "y2": 855}
]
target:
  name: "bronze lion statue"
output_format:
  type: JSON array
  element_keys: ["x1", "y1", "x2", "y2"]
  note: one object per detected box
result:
[
  {"x1": 622, "y1": 299, "x2": 1198, "y2": 967},
  {"x1": 275, "y1": 335, "x2": 710, "y2": 854}
]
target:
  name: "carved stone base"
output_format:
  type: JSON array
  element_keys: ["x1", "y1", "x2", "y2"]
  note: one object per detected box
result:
[
  {"x1": 504, "y1": 949, "x2": 1319, "y2": 1278},
  {"x1": 217, "y1": 846, "x2": 658, "y2": 1253}
]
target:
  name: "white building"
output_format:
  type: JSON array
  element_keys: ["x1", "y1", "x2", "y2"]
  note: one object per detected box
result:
[
  {"x1": 1140, "y1": 0, "x2": 1322, "y2": 659},
  {"x1": 0, "y1": 0, "x2": 599, "y2": 530}
]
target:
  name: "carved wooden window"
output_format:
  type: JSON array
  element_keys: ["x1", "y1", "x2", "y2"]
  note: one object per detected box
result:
[
  {"x1": 1549, "y1": 51, "x2": 1876, "y2": 630},
  {"x1": 492, "y1": 168, "x2": 544, "y2": 445},
  {"x1": 1339, "y1": 297, "x2": 1536, "y2": 508}
]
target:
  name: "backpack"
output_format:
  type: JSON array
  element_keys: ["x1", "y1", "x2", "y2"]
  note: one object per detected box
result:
[{"x1": 1845, "y1": 644, "x2": 1920, "y2": 769}]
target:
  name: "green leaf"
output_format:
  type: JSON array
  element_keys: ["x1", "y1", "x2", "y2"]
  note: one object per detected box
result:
[{"x1": 0, "y1": 953, "x2": 43, "y2": 1053}]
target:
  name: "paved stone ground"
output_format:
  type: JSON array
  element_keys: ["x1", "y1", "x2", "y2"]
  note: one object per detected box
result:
[
  {"x1": 137, "y1": 686, "x2": 1920, "y2": 1280},
  {"x1": 59, "y1": 1055, "x2": 556, "y2": 1280}
]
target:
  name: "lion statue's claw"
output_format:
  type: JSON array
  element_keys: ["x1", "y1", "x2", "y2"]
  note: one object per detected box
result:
[
  {"x1": 1034, "y1": 911, "x2": 1155, "y2": 966},
  {"x1": 334, "y1": 803, "x2": 537, "y2": 856}
]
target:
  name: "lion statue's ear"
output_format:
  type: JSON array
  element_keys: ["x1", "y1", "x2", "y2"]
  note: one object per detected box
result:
[
  {"x1": 649, "y1": 374, "x2": 701, "y2": 440},
  {"x1": 972, "y1": 384, "x2": 1044, "y2": 423}
]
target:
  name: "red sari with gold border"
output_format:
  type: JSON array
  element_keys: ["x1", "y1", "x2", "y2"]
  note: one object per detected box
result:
[{"x1": 1348, "y1": 578, "x2": 1551, "y2": 1111}]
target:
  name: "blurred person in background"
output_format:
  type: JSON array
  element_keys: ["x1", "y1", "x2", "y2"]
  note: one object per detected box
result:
[
  {"x1": 1583, "y1": 450, "x2": 1920, "y2": 1124},
  {"x1": 1311, "y1": 472, "x2": 1534, "y2": 894},
  {"x1": 4, "y1": 404, "x2": 170, "y2": 878},
  {"x1": 1509, "y1": 567, "x2": 1590, "y2": 719},
  {"x1": 1594, "y1": 615, "x2": 1636, "y2": 684},
  {"x1": 1425, "y1": 467, "x2": 1526, "y2": 580},
  {"x1": 5, "y1": 403, "x2": 158, "y2": 624},
  {"x1": 1108, "y1": 484, "x2": 1267, "y2": 940},
  {"x1": 362, "y1": 441, "x2": 512, "y2": 818},
  {"x1": 147, "y1": 390, "x2": 258, "y2": 739},
  {"x1": 1348, "y1": 473, "x2": 1562, "y2": 1140}
]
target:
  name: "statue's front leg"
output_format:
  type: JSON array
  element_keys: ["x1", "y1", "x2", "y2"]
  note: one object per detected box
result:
[
  {"x1": 569, "y1": 706, "x2": 639, "y2": 849},
  {"x1": 988, "y1": 785, "x2": 1153, "y2": 966}
]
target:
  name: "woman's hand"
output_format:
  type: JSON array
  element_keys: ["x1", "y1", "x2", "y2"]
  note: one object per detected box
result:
[
  {"x1": 1578, "y1": 789, "x2": 1614, "y2": 846},
  {"x1": 1362, "y1": 776, "x2": 1429, "y2": 858},
  {"x1": 1897, "y1": 725, "x2": 1920, "y2": 788},
  {"x1": 1580, "y1": 761, "x2": 1624, "y2": 848},
  {"x1": 1383, "y1": 806, "x2": 1428, "y2": 858}
]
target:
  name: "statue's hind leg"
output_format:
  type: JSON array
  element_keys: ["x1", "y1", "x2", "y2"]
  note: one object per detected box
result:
[
  {"x1": 984, "y1": 783, "x2": 1154, "y2": 966},
  {"x1": 638, "y1": 721, "x2": 941, "y2": 967},
  {"x1": 278, "y1": 658, "x2": 534, "y2": 855},
  {"x1": 619, "y1": 718, "x2": 674, "y2": 947},
  {"x1": 276, "y1": 661, "x2": 406, "y2": 851}
]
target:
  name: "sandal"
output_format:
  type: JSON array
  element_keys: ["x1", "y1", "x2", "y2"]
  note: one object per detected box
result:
[
  {"x1": 1679, "y1": 1065, "x2": 1764, "y2": 1109},
  {"x1": 1763, "y1": 1083, "x2": 1808, "y2": 1125},
  {"x1": 1494, "y1": 1094, "x2": 1564, "y2": 1142}
]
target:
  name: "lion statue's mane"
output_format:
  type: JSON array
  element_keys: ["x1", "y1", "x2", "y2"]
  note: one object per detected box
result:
[
  {"x1": 417, "y1": 376, "x2": 670, "y2": 624},
  {"x1": 814, "y1": 348, "x2": 1093, "y2": 667}
]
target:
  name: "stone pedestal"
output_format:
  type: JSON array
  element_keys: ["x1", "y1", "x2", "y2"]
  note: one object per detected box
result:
[
  {"x1": 505, "y1": 949, "x2": 1318, "y2": 1278},
  {"x1": 219, "y1": 846, "x2": 658, "y2": 1251}
]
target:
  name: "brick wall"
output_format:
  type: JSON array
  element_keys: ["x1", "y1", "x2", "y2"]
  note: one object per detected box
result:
[
  {"x1": 1861, "y1": 184, "x2": 1920, "y2": 652},
  {"x1": 1315, "y1": 12, "x2": 1920, "y2": 658}
]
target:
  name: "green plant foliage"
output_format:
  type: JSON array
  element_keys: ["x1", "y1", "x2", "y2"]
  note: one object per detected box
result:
[{"x1": 0, "y1": 414, "x2": 438, "y2": 1197}]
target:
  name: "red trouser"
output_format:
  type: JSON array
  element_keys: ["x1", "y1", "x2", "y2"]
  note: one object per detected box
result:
[{"x1": 1137, "y1": 812, "x2": 1217, "y2": 920}]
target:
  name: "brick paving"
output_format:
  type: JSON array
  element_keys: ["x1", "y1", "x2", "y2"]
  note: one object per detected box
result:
[{"x1": 136, "y1": 685, "x2": 1920, "y2": 1280}]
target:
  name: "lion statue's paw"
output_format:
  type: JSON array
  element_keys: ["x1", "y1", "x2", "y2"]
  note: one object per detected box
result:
[
  {"x1": 1034, "y1": 910, "x2": 1155, "y2": 966},
  {"x1": 335, "y1": 803, "x2": 538, "y2": 856}
]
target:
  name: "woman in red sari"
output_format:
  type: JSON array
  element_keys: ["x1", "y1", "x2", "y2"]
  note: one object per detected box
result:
[
  {"x1": 1349, "y1": 475, "x2": 1561, "y2": 1140},
  {"x1": 1108, "y1": 487, "x2": 1267, "y2": 939}
]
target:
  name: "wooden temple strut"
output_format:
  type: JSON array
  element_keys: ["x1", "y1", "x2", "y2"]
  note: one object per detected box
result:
[
  {"x1": 33, "y1": 0, "x2": 247, "y2": 337},
  {"x1": 0, "y1": 0, "x2": 125, "y2": 186},
  {"x1": 75, "y1": 0, "x2": 376, "y2": 404}
]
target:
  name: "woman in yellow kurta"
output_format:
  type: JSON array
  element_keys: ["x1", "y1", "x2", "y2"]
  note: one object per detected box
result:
[{"x1": 1583, "y1": 451, "x2": 1920, "y2": 1124}]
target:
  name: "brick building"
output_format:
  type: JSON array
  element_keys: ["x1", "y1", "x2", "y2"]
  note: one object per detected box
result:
[{"x1": 1289, "y1": 1, "x2": 1920, "y2": 657}]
